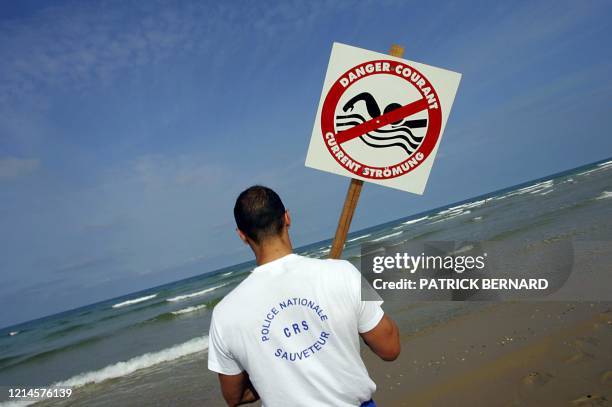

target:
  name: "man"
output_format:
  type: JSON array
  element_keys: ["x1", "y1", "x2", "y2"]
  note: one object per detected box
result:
[{"x1": 208, "y1": 185, "x2": 400, "y2": 406}]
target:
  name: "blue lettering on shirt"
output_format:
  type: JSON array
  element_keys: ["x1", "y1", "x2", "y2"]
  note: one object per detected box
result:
[
  {"x1": 273, "y1": 331, "x2": 331, "y2": 362},
  {"x1": 259, "y1": 298, "x2": 331, "y2": 362}
]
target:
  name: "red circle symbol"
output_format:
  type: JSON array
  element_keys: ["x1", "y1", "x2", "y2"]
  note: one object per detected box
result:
[{"x1": 321, "y1": 59, "x2": 442, "y2": 180}]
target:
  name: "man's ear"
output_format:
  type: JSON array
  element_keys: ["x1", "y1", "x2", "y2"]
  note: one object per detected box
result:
[
  {"x1": 236, "y1": 228, "x2": 249, "y2": 245},
  {"x1": 284, "y1": 210, "x2": 291, "y2": 228}
]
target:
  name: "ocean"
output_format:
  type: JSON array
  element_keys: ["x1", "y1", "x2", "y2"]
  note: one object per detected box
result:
[{"x1": 1, "y1": 158, "x2": 611, "y2": 406}]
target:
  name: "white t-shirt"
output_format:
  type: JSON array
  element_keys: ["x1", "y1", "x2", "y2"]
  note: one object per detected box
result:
[{"x1": 208, "y1": 253, "x2": 384, "y2": 407}]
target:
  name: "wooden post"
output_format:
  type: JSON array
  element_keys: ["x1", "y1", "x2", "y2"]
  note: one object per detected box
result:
[
  {"x1": 329, "y1": 44, "x2": 405, "y2": 259},
  {"x1": 328, "y1": 178, "x2": 364, "y2": 259}
]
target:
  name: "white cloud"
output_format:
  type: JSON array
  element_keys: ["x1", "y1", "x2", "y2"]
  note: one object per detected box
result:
[
  {"x1": 0, "y1": 2, "x2": 207, "y2": 105},
  {"x1": 0, "y1": 0, "x2": 347, "y2": 107},
  {"x1": 0, "y1": 157, "x2": 40, "y2": 179}
]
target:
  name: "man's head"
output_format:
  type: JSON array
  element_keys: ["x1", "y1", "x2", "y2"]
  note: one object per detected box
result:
[{"x1": 234, "y1": 185, "x2": 290, "y2": 246}]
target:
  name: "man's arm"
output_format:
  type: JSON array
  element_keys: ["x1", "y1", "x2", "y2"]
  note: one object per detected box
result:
[
  {"x1": 359, "y1": 313, "x2": 401, "y2": 361},
  {"x1": 218, "y1": 372, "x2": 260, "y2": 406}
]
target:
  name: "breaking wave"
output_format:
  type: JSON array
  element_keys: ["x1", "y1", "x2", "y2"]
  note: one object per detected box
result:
[
  {"x1": 166, "y1": 284, "x2": 228, "y2": 302},
  {"x1": 393, "y1": 215, "x2": 430, "y2": 229},
  {"x1": 499, "y1": 180, "x2": 554, "y2": 199},
  {"x1": 347, "y1": 234, "x2": 371, "y2": 243},
  {"x1": 442, "y1": 199, "x2": 487, "y2": 213},
  {"x1": 430, "y1": 210, "x2": 471, "y2": 224},
  {"x1": 171, "y1": 304, "x2": 208, "y2": 315},
  {"x1": 0, "y1": 336, "x2": 206, "y2": 406},
  {"x1": 596, "y1": 191, "x2": 612, "y2": 200},
  {"x1": 579, "y1": 160, "x2": 612, "y2": 176},
  {"x1": 112, "y1": 294, "x2": 158, "y2": 309},
  {"x1": 53, "y1": 335, "x2": 209, "y2": 389},
  {"x1": 402, "y1": 215, "x2": 430, "y2": 225}
]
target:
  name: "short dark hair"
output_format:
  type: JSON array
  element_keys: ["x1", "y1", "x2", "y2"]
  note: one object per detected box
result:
[{"x1": 234, "y1": 185, "x2": 286, "y2": 244}]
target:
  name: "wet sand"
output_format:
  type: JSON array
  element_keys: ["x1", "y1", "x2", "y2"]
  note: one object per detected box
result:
[
  {"x1": 364, "y1": 302, "x2": 612, "y2": 406},
  {"x1": 35, "y1": 302, "x2": 611, "y2": 406}
]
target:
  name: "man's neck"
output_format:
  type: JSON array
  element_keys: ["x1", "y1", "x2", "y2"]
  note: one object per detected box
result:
[{"x1": 254, "y1": 238, "x2": 293, "y2": 266}]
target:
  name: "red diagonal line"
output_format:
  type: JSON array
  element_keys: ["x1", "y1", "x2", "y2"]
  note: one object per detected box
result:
[{"x1": 335, "y1": 98, "x2": 429, "y2": 144}]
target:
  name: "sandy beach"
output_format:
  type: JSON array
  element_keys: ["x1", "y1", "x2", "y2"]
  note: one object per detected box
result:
[
  {"x1": 365, "y1": 302, "x2": 612, "y2": 406},
  {"x1": 53, "y1": 301, "x2": 611, "y2": 406}
]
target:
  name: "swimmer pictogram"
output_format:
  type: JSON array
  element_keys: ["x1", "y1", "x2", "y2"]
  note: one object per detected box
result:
[{"x1": 336, "y1": 92, "x2": 428, "y2": 155}]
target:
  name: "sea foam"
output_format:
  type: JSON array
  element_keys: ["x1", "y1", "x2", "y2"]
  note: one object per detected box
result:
[
  {"x1": 347, "y1": 234, "x2": 371, "y2": 243},
  {"x1": 577, "y1": 161, "x2": 612, "y2": 176},
  {"x1": 56, "y1": 335, "x2": 208, "y2": 388},
  {"x1": 112, "y1": 294, "x2": 157, "y2": 309},
  {"x1": 392, "y1": 215, "x2": 430, "y2": 229},
  {"x1": 0, "y1": 336, "x2": 209, "y2": 407},
  {"x1": 596, "y1": 191, "x2": 612, "y2": 200},
  {"x1": 515, "y1": 180, "x2": 553, "y2": 196},
  {"x1": 171, "y1": 304, "x2": 208, "y2": 315},
  {"x1": 166, "y1": 284, "x2": 227, "y2": 302},
  {"x1": 430, "y1": 210, "x2": 471, "y2": 224},
  {"x1": 598, "y1": 160, "x2": 612, "y2": 168},
  {"x1": 497, "y1": 180, "x2": 554, "y2": 199},
  {"x1": 402, "y1": 215, "x2": 430, "y2": 225}
]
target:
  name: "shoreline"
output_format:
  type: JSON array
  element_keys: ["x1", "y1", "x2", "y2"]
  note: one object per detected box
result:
[
  {"x1": 29, "y1": 301, "x2": 611, "y2": 406},
  {"x1": 364, "y1": 301, "x2": 612, "y2": 406}
]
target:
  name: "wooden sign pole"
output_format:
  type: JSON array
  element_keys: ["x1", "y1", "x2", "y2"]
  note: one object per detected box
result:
[{"x1": 329, "y1": 43, "x2": 405, "y2": 259}]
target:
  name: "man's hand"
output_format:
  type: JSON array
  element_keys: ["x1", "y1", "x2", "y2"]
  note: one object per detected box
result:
[
  {"x1": 218, "y1": 372, "x2": 260, "y2": 406},
  {"x1": 359, "y1": 313, "x2": 400, "y2": 361}
]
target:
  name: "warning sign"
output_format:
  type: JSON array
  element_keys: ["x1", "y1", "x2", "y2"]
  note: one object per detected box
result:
[{"x1": 305, "y1": 42, "x2": 461, "y2": 194}]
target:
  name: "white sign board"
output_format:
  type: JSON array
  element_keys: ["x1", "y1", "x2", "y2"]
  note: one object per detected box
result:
[{"x1": 305, "y1": 42, "x2": 461, "y2": 194}]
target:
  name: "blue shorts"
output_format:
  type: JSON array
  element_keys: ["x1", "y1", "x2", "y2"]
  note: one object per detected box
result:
[{"x1": 360, "y1": 400, "x2": 376, "y2": 407}]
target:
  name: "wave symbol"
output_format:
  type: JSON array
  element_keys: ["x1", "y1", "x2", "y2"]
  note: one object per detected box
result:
[{"x1": 336, "y1": 92, "x2": 427, "y2": 155}]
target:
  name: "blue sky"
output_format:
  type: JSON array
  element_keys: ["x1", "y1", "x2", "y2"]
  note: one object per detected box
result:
[{"x1": 0, "y1": 0, "x2": 610, "y2": 327}]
